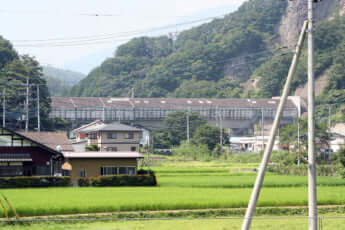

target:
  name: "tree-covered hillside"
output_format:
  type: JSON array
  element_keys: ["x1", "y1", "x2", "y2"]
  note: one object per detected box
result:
[
  {"x1": 42, "y1": 66, "x2": 85, "y2": 96},
  {"x1": 70, "y1": 0, "x2": 287, "y2": 98},
  {"x1": 69, "y1": 0, "x2": 344, "y2": 122},
  {"x1": 0, "y1": 36, "x2": 52, "y2": 130}
]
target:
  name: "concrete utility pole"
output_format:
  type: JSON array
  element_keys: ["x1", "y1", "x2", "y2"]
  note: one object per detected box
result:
[
  {"x1": 186, "y1": 108, "x2": 190, "y2": 142},
  {"x1": 241, "y1": 20, "x2": 308, "y2": 230},
  {"x1": 328, "y1": 105, "x2": 331, "y2": 130},
  {"x1": 36, "y1": 85, "x2": 40, "y2": 132},
  {"x1": 2, "y1": 88, "x2": 5, "y2": 128},
  {"x1": 219, "y1": 109, "x2": 223, "y2": 146},
  {"x1": 25, "y1": 77, "x2": 29, "y2": 132},
  {"x1": 307, "y1": 0, "x2": 318, "y2": 228},
  {"x1": 261, "y1": 108, "x2": 264, "y2": 151}
]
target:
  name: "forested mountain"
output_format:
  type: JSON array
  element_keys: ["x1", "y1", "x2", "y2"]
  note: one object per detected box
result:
[
  {"x1": 42, "y1": 66, "x2": 85, "y2": 96},
  {"x1": 69, "y1": 0, "x2": 345, "y2": 123},
  {"x1": 0, "y1": 36, "x2": 51, "y2": 130}
]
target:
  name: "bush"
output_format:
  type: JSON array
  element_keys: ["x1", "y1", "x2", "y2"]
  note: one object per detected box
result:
[
  {"x1": 0, "y1": 176, "x2": 70, "y2": 188},
  {"x1": 78, "y1": 174, "x2": 157, "y2": 187}
]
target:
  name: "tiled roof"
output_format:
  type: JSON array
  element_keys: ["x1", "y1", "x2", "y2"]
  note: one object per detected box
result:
[
  {"x1": 81, "y1": 122, "x2": 142, "y2": 133},
  {"x1": 51, "y1": 97, "x2": 297, "y2": 110},
  {"x1": 0, "y1": 153, "x2": 32, "y2": 162},
  {"x1": 19, "y1": 132, "x2": 74, "y2": 152},
  {"x1": 62, "y1": 151, "x2": 143, "y2": 159}
]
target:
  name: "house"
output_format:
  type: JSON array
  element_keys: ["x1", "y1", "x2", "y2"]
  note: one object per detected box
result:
[
  {"x1": 0, "y1": 127, "x2": 144, "y2": 186},
  {"x1": 62, "y1": 151, "x2": 144, "y2": 185},
  {"x1": 230, "y1": 136, "x2": 281, "y2": 152},
  {"x1": 0, "y1": 127, "x2": 65, "y2": 177},
  {"x1": 329, "y1": 123, "x2": 345, "y2": 152},
  {"x1": 72, "y1": 122, "x2": 142, "y2": 152}
]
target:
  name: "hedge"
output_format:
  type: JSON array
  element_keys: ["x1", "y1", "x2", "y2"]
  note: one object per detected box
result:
[
  {"x1": 78, "y1": 174, "x2": 157, "y2": 187},
  {"x1": 0, "y1": 176, "x2": 71, "y2": 188}
]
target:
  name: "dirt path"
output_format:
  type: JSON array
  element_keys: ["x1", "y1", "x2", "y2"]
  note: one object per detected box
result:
[{"x1": 6, "y1": 204, "x2": 345, "y2": 220}]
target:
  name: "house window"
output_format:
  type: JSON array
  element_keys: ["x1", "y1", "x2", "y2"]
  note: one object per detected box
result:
[
  {"x1": 131, "y1": 146, "x2": 137, "y2": 152},
  {"x1": 101, "y1": 166, "x2": 118, "y2": 176},
  {"x1": 78, "y1": 168, "x2": 86, "y2": 177},
  {"x1": 128, "y1": 167, "x2": 136, "y2": 175},
  {"x1": 126, "y1": 133, "x2": 134, "y2": 139},
  {"x1": 88, "y1": 133, "x2": 97, "y2": 139},
  {"x1": 107, "y1": 147, "x2": 118, "y2": 152},
  {"x1": 119, "y1": 167, "x2": 128, "y2": 174},
  {"x1": 107, "y1": 132, "x2": 117, "y2": 139}
]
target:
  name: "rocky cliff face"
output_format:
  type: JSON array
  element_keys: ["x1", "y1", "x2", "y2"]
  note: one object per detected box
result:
[{"x1": 278, "y1": 0, "x2": 338, "y2": 48}]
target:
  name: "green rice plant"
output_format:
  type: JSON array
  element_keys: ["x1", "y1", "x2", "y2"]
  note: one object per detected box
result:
[
  {"x1": 1, "y1": 193, "x2": 19, "y2": 219},
  {"x1": 1, "y1": 186, "x2": 345, "y2": 217},
  {"x1": 0, "y1": 197, "x2": 8, "y2": 219}
]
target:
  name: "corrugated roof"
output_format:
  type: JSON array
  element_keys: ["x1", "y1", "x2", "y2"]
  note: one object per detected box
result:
[
  {"x1": 51, "y1": 97, "x2": 297, "y2": 110},
  {"x1": 62, "y1": 151, "x2": 143, "y2": 159},
  {"x1": 81, "y1": 122, "x2": 142, "y2": 133},
  {"x1": 19, "y1": 132, "x2": 74, "y2": 152}
]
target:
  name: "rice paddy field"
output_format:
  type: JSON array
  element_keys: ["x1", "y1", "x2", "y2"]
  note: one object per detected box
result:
[
  {"x1": 0, "y1": 160, "x2": 345, "y2": 217},
  {"x1": 1, "y1": 159, "x2": 345, "y2": 229}
]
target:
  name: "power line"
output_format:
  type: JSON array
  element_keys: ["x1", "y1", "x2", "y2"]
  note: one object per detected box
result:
[{"x1": 12, "y1": 15, "x2": 227, "y2": 45}]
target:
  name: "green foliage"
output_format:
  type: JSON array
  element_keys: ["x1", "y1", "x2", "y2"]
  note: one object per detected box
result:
[
  {"x1": 85, "y1": 144, "x2": 99, "y2": 152},
  {"x1": 191, "y1": 124, "x2": 228, "y2": 150},
  {"x1": 163, "y1": 111, "x2": 206, "y2": 146},
  {"x1": 280, "y1": 118, "x2": 329, "y2": 152},
  {"x1": 172, "y1": 141, "x2": 211, "y2": 161},
  {"x1": 0, "y1": 176, "x2": 70, "y2": 188},
  {"x1": 69, "y1": 0, "x2": 287, "y2": 98},
  {"x1": 78, "y1": 175, "x2": 157, "y2": 187}
]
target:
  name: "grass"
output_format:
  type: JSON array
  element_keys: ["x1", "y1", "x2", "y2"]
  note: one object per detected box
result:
[
  {"x1": 1, "y1": 160, "x2": 345, "y2": 218},
  {"x1": 2, "y1": 217, "x2": 345, "y2": 230},
  {"x1": 157, "y1": 174, "x2": 345, "y2": 188},
  {"x1": 1, "y1": 186, "x2": 345, "y2": 217}
]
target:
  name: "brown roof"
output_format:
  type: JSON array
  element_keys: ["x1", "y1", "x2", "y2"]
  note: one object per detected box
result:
[
  {"x1": 62, "y1": 151, "x2": 143, "y2": 159},
  {"x1": 51, "y1": 97, "x2": 298, "y2": 110},
  {"x1": 19, "y1": 132, "x2": 74, "y2": 152}
]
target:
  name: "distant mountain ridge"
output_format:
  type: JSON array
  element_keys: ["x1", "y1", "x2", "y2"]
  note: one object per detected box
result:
[
  {"x1": 43, "y1": 66, "x2": 85, "y2": 85},
  {"x1": 42, "y1": 66, "x2": 85, "y2": 96},
  {"x1": 68, "y1": 0, "x2": 345, "y2": 123}
]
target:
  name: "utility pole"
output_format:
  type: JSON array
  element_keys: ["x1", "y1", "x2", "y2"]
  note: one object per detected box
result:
[
  {"x1": 219, "y1": 109, "x2": 223, "y2": 146},
  {"x1": 297, "y1": 118, "x2": 301, "y2": 165},
  {"x1": 25, "y1": 77, "x2": 29, "y2": 132},
  {"x1": 2, "y1": 88, "x2": 5, "y2": 128},
  {"x1": 131, "y1": 88, "x2": 135, "y2": 98},
  {"x1": 241, "y1": 20, "x2": 308, "y2": 230},
  {"x1": 36, "y1": 85, "x2": 40, "y2": 132},
  {"x1": 186, "y1": 108, "x2": 190, "y2": 142},
  {"x1": 307, "y1": 0, "x2": 317, "y2": 228},
  {"x1": 261, "y1": 108, "x2": 264, "y2": 151},
  {"x1": 328, "y1": 105, "x2": 331, "y2": 130}
]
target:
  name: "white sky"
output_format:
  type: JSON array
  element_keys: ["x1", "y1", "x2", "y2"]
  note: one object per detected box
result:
[{"x1": 0, "y1": 0, "x2": 246, "y2": 74}]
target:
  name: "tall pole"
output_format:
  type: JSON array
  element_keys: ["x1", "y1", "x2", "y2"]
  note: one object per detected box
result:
[
  {"x1": 261, "y1": 108, "x2": 264, "y2": 151},
  {"x1": 186, "y1": 108, "x2": 190, "y2": 142},
  {"x1": 241, "y1": 20, "x2": 308, "y2": 230},
  {"x1": 219, "y1": 109, "x2": 223, "y2": 146},
  {"x1": 328, "y1": 105, "x2": 331, "y2": 130},
  {"x1": 2, "y1": 88, "x2": 5, "y2": 128},
  {"x1": 308, "y1": 0, "x2": 317, "y2": 229},
  {"x1": 37, "y1": 85, "x2": 40, "y2": 132},
  {"x1": 25, "y1": 77, "x2": 29, "y2": 132}
]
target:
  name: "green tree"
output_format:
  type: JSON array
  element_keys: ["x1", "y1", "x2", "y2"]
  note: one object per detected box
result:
[
  {"x1": 191, "y1": 124, "x2": 229, "y2": 150},
  {"x1": 164, "y1": 111, "x2": 206, "y2": 146}
]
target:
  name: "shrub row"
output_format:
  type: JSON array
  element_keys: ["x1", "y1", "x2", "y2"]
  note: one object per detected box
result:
[
  {"x1": 267, "y1": 164, "x2": 339, "y2": 176},
  {"x1": 0, "y1": 176, "x2": 71, "y2": 188},
  {"x1": 78, "y1": 174, "x2": 157, "y2": 187}
]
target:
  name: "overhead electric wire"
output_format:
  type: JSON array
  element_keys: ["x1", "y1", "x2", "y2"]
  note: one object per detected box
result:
[{"x1": 12, "y1": 15, "x2": 227, "y2": 46}]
